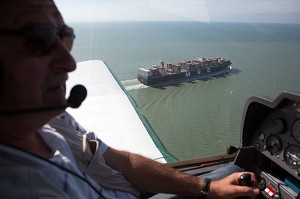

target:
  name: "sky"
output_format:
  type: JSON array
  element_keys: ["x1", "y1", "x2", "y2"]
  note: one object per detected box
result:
[{"x1": 54, "y1": 0, "x2": 300, "y2": 24}]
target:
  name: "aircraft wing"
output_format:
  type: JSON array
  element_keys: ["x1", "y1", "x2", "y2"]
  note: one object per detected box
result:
[{"x1": 66, "y1": 60, "x2": 169, "y2": 163}]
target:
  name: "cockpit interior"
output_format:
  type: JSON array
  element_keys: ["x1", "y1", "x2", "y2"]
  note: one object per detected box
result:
[
  {"x1": 163, "y1": 91, "x2": 300, "y2": 199},
  {"x1": 236, "y1": 91, "x2": 300, "y2": 199}
]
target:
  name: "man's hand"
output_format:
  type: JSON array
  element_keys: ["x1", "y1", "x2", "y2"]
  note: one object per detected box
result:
[{"x1": 208, "y1": 172, "x2": 260, "y2": 199}]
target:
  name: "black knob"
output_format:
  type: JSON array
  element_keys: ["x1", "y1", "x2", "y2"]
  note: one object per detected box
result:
[
  {"x1": 239, "y1": 173, "x2": 252, "y2": 186},
  {"x1": 226, "y1": 145, "x2": 238, "y2": 154}
]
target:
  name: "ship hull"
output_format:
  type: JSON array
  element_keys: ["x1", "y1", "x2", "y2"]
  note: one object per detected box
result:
[{"x1": 138, "y1": 65, "x2": 231, "y2": 86}]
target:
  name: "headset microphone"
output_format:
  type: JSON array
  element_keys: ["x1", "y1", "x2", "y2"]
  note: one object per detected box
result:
[
  {"x1": 0, "y1": 84, "x2": 87, "y2": 116},
  {"x1": 67, "y1": 85, "x2": 87, "y2": 108}
]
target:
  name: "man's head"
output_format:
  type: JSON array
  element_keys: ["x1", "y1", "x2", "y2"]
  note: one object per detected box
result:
[{"x1": 0, "y1": 0, "x2": 76, "y2": 130}]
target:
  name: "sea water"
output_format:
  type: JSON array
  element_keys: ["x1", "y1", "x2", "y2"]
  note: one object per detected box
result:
[{"x1": 70, "y1": 22, "x2": 300, "y2": 161}]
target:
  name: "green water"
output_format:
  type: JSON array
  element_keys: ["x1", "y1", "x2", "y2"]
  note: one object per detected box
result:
[{"x1": 71, "y1": 22, "x2": 300, "y2": 160}]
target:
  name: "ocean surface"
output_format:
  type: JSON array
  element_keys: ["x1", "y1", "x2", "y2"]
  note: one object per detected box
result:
[{"x1": 70, "y1": 21, "x2": 300, "y2": 161}]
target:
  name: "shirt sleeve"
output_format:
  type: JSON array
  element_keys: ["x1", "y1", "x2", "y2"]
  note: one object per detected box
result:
[
  {"x1": 98, "y1": 139, "x2": 108, "y2": 155},
  {"x1": 59, "y1": 111, "x2": 108, "y2": 155},
  {"x1": 59, "y1": 111, "x2": 97, "y2": 140}
]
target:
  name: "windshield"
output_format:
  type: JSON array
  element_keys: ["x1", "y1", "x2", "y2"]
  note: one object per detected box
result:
[{"x1": 55, "y1": 0, "x2": 300, "y2": 161}]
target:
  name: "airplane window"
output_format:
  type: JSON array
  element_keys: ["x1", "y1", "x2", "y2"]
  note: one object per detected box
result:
[{"x1": 55, "y1": 0, "x2": 300, "y2": 161}]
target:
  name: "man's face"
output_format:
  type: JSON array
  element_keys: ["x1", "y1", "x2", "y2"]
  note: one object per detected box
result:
[{"x1": 0, "y1": 0, "x2": 76, "y2": 124}]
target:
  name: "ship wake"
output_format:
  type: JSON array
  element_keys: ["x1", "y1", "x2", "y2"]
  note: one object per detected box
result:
[{"x1": 121, "y1": 79, "x2": 149, "y2": 91}]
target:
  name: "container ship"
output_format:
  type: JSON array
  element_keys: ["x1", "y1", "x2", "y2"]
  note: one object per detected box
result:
[{"x1": 137, "y1": 57, "x2": 232, "y2": 86}]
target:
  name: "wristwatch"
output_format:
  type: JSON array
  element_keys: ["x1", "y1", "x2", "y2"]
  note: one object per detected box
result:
[{"x1": 199, "y1": 178, "x2": 212, "y2": 199}]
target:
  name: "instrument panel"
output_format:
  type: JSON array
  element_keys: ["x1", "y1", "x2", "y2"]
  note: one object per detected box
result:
[
  {"x1": 251, "y1": 101, "x2": 300, "y2": 179},
  {"x1": 234, "y1": 92, "x2": 300, "y2": 199}
]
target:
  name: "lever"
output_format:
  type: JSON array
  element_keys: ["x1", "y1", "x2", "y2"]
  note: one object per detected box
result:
[
  {"x1": 237, "y1": 173, "x2": 252, "y2": 199},
  {"x1": 226, "y1": 145, "x2": 255, "y2": 155}
]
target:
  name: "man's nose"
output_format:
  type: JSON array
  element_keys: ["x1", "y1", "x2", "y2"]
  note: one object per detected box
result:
[{"x1": 51, "y1": 38, "x2": 77, "y2": 72}]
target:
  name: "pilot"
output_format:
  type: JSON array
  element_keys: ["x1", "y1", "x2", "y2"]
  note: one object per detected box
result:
[{"x1": 0, "y1": 0, "x2": 260, "y2": 198}]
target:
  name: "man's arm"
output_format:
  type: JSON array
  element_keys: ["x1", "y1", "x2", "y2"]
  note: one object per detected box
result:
[{"x1": 103, "y1": 147, "x2": 260, "y2": 199}]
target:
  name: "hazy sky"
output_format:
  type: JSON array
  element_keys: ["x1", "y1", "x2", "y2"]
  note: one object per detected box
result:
[{"x1": 54, "y1": 0, "x2": 300, "y2": 23}]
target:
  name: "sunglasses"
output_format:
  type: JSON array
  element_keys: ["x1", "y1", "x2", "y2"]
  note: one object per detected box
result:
[{"x1": 0, "y1": 24, "x2": 75, "y2": 56}]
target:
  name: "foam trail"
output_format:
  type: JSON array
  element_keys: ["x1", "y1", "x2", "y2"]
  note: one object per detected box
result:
[{"x1": 121, "y1": 79, "x2": 148, "y2": 91}]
